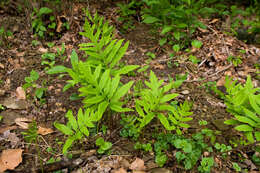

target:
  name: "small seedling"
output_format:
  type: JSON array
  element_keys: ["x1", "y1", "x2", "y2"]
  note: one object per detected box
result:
[
  {"x1": 198, "y1": 157, "x2": 214, "y2": 173},
  {"x1": 95, "y1": 137, "x2": 112, "y2": 154},
  {"x1": 191, "y1": 40, "x2": 203, "y2": 49},
  {"x1": 134, "y1": 142, "x2": 152, "y2": 152},
  {"x1": 146, "y1": 52, "x2": 156, "y2": 59}
]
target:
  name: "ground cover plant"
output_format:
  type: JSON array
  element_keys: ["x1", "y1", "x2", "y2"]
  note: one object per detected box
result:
[{"x1": 0, "y1": 0, "x2": 260, "y2": 172}]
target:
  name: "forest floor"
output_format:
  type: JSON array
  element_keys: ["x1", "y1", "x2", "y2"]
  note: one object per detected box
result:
[{"x1": 0, "y1": 0, "x2": 259, "y2": 173}]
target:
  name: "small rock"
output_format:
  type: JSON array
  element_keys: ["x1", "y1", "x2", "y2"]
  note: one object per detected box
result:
[
  {"x1": 149, "y1": 168, "x2": 172, "y2": 173},
  {"x1": 181, "y1": 90, "x2": 190, "y2": 95},
  {"x1": 1, "y1": 98, "x2": 28, "y2": 109}
]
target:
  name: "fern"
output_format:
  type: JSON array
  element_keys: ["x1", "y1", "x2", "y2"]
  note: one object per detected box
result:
[
  {"x1": 224, "y1": 76, "x2": 260, "y2": 143},
  {"x1": 79, "y1": 10, "x2": 139, "y2": 75},
  {"x1": 136, "y1": 71, "x2": 193, "y2": 134}
]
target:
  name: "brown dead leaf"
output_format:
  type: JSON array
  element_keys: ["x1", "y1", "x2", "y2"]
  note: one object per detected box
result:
[
  {"x1": 15, "y1": 117, "x2": 32, "y2": 129},
  {"x1": 0, "y1": 63, "x2": 4, "y2": 69},
  {"x1": 37, "y1": 126, "x2": 53, "y2": 135},
  {"x1": 16, "y1": 87, "x2": 26, "y2": 100},
  {"x1": 130, "y1": 158, "x2": 146, "y2": 171},
  {"x1": 113, "y1": 168, "x2": 127, "y2": 173},
  {"x1": 0, "y1": 149, "x2": 23, "y2": 172},
  {"x1": 209, "y1": 18, "x2": 219, "y2": 24},
  {"x1": 0, "y1": 126, "x2": 17, "y2": 134}
]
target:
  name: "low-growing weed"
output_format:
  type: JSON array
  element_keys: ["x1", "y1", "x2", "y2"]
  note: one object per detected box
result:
[
  {"x1": 23, "y1": 70, "x2": 47, "y2": 102},
  {"x1": 135, "y1": 71, "x2": 193, "y2": 134},
  {"x1": 223, "y1": 76, "x2": 260, "y2": 143},
  {"x1": 134, "y1": 142, "x2": 152, "y2": 152},
  {"x1": 95, "y1": 137, "x2": 112, "y2": 154}
]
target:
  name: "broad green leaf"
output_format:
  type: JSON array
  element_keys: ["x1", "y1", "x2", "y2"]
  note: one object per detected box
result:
[
  {"x1": 112, "y1": 81, "x2": 134, "y2": 101},
  {"x1": 113, "y1": 65, "x2": 139, "y2": 75},
  {"x1": 173, "y1": 44, "x2": 180, "y2": 52},
  {"x1": 110, "y1": 41, "x2": 129, "y2": 68},
  {"x1": 96, "y1": 101, "x2": 109, "y2": 121},
  {"x1": 158, "y1": 113, "x2": 173, "y2": 130},
  {"x1": 245, "y1": 131, "x2": 254, "y2": 143},
  {"x1": 66, "y1": 110, "x2": 78, "y2": 131},
  {"x1": 83, "y1": 96, "x2": 104, "y2": 105},
  {"x1": 136, "y1": 103, "x2": 145, "y2": 117},
  {"x1": 96, "y1": 137, "x2": 105, "y2": 146},
  {"x1": 47, "y1": 66, "x2": 68, "y2": 74},
  {"x1": 159, "y1": 37, "x2": 167, "y2": 46},
  {"x1": 39, "y1": 7, "x2": 52, "y2": 16},
  {"x1": 191, "y1": 40, "x2": 203, "y2": 49},
  {"x1": 30, "y1": 70, "x2": 39, "y2": 81},
  {"x1": 100, "y1": 142, "x2": 112, "y2": 151},
  {"x1": 224, "y1": 119, "x2": 240, "y2": 125},
  {"x1": 235, "y1": 124, "x2": 253, "y2": 132},
  {"x1": 108, "y1": 75, "x2": 120, "y2": 98},
  {"x1": 54, "y1": 122, "x2": 74, "y2": 135},
  {"x1": 71, "y1": 49, "x2": 79, "y2": 70},
  {"x1": 110, "y1": 103, "x2": 132, "y2": 112},
  {"x1": 249, "y1": 95, "x2": 260, "y2": 114},
  {"x1": 255, "y1": 131, "x2": 260, "y2": 141},
  {"x1": 178, "y1": 123, "x2": 190, "y2": 128},
  {"x1": 163, "y1": 83, "x2": 173, "y2": 93},
  {"x1": 160, "y1": 93, "x2": 179, "y2": 103},
  {"x1": 173, "y1": 32, "x2": 181, "y2": 41},
  {"x1": 234, "y1": 115, "x2": 257, "y2": 127},
  {"x1": 63, "y1": 136, "x2": 75, "y2": 154},
  {"x1": 99, "y1": 70, "x2": 110, "y2": 91},
  {"x1": 161, "y1": 26, "x2": 172, "y2": 35},
  {"x1": 143, "y1": 16, "x2": 160, "y2": 24}
]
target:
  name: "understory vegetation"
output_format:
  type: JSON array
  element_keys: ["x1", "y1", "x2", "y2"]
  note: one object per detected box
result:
[{"x1": 0, "y1": 0, "x2": 260, "y2": 172}]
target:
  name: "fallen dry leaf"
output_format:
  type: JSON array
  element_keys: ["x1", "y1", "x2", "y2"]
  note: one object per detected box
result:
[
  {"x1": 0, "y1": 126, "x2": 17, "y2": 134},
  {"x1": 15, "y1": 117, "x2": 32, "y2": 129},
  {"x1": 130, "y1": 158, "x2": 146, "y2": 171},
  {"x1": 37, "y1": 126, "x2": 53, "y2": 135},
  {"x1": 16, "y1": 87, "x2": 26, "y2": 100},
  {"x1": 0, "y1": 149, "x2": 23, "y2": 172},
  {"x1": 113, "y1": 168, "x2": 127, "y2": 173},
  {"x1": 209, "y1": 18, "x2": 219, "y2": 24}
]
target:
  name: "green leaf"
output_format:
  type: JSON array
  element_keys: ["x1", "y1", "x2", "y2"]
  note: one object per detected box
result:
[
  {"x1": 65, "y1": 110, "x2": 78, "y2": 131},
  {"x1": 224, "y1": 119, "x2": 240, "y2": 125},
  {"x1": 100, "y1": 142, "x2": 112, "y2": 151},
  {"x1": 63, "y1": 136, "x2": 75, "y2": 154},
  {"x1": 235, "y1": 124, "x2": 253, "y2": 132},
  {"x1": 30, "y1": 70, "x2": 39, "y2": 81},
  {"x1": 112, "y1": 81, "x2": 134, "y2": 101},
  {"x1": 173, "y1": 44, "x2": 180, "y2": 52},
  {"x1": 245, "y1": 131, "x2": 254, "y2": 143},
  {"x1": 143, "y1": 16, "x2": 160, "y2": 24},
  {"x1": 161, "y1": 26, "x2": 172, "y2": 35},
  {"x1": 47, "y1": 66, "x2": 68, "y2": 74},
  {"x1": 96, "y1": 137, "x2": 104, "y2": 146},
  {"x1": 113, "y1": 65, "x2": 139, "y2": 75},
  {"x1": 160, "y1": 93, "x2": 179, "y2": 103},
  {"x1": 191, "y1": 40, "x2": 203, "y2": 49},
  {"x1": 173, "y1": 32, "x2": 181, "y2": 41},
  {"x1": 159, "y1": 37, "x2": 167, "y2": 46},
  {"x1": 54, "y1": 122, "x2": 74, "y2": 135},
  {"x1": 99, "y1": 70, "x2": 110, "y2": 91},
  {"x1": 83, "y1": 96, "x2": 104, "y2": 105},
  {"x1": 39, "y1": 7, "x2": 52, "y2": 16},
  {"x1": 234, "y1": 115, "x2": 257, "y2": 127},
  {"x1": 158, "y1": 113, "x2": 174, "y2": 130},
  {"x1": 96, "y1": 101, "x2": 109, "y2": 121},
  {"x1": 255, "y1": 131, "x2": 260, "y2": 141},
  {"x1": 243, "y1": 107, "x2": 260, "y2": 123},
  {"x1": 71, "y1": 50, "x2": 78, "y2": 70}
]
